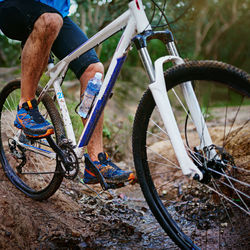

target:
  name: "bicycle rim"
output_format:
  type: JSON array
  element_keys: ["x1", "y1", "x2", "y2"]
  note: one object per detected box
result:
[
  {"x1": 133, "y1": 61, "x2": 250, "y2": 249},
  {"x1": 0, "y1": 80, "x2": 64, "y2": 200}
]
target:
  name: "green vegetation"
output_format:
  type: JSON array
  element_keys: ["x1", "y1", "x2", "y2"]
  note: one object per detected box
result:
[
  {"x1": 1, "y1": 0, "x2": 249, "y2": 71},
  {"x1": 1, "y1": 0, "x2": 249, "y2": 159}
]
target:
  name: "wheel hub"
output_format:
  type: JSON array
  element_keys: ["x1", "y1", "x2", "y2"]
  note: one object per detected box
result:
[{"x1": 192, "y1": 145, "x2": 235, "y2": 184}]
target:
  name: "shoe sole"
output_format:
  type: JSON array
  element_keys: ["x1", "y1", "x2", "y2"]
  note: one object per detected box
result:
[
  {"x1": 83, "y1": 173, "x2": 135, "y2": 185},
  {"x1": 14, "y1": 120, "x2": 54, "y2": 138}
]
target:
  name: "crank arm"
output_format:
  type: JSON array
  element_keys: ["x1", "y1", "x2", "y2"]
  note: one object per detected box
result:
[
  {"x1": 84, "y1": 154, "x2": 123, "y2": 190},
  {"x1": 46, "y1": 136, "x2": 68, "y2": 165}
]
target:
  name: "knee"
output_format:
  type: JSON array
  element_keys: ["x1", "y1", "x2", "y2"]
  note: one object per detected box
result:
[
  {"x1": 80, "y1": 62, "x2": 104, "y2": 93},
  {"x1": 34, "y1": 13, "x2": 63, "y2": 37},
  {"x1": 84, "y1": 62, "x2": 104, "y2": 77}
]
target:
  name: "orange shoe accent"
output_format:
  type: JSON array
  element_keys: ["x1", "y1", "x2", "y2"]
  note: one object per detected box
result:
[
  {"x1": 43, "y1": 128, "x2": 54, "y2": 137},
  {"x1": 85, "y1": 168, "x2": 96, "y2": 177},
  {"x1": 17, "y1": 115, "x2": 27, "y2": 126},
  {"x1": 128, "y1": 173, "x2": 136, "y2": 183},
  {"x1": 105, "y1": 152, "x2": 109, "y2": 159},
  {"x1": 128, "y1": 173, "x2": 135, "y2": 180},
  {"x1": 27, "y1": 100, "x2": 33, "y2": 109},
  {"x1": 25, "y1": 128, "x2": 54, "y2": 138}
]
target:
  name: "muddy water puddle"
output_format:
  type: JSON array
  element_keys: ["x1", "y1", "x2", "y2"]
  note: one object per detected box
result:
[{"x1": 49, "y1": 182, "x2": 178, "y2": 249}]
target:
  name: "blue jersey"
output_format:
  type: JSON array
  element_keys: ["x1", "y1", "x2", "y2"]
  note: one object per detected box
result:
[
  {"x1": 38, "y1": 0, "x2": 70, "y2": 17},
  {"x1": 0, "y1": 0, "x2": 70, "y2": 17}
]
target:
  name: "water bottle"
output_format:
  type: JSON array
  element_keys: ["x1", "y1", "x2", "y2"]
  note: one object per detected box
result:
[{"x1": 78, "y1": 72, "x2": 102, "y2": 118}]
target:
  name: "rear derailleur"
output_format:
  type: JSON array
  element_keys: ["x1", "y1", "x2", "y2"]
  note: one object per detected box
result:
[{"x1": 8, "y1": 137, "x2": 26, "y2": 173}]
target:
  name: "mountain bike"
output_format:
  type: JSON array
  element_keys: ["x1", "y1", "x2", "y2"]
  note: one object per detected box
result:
[{"x1": 0, "y1": 0, "x2": 249, "y2": 249}]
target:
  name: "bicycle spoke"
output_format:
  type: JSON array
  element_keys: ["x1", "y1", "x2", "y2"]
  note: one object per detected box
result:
[
  {"x1": 172, "y1": 88, "x2": 193, "y2": 121},
  {"x1": 231, "y1": 162, "x2": 250, "y2": 173},
  {"x1": 4, "y1": 98, "x2": 16, "y2": 120},
  {"x1": 224, "y1": 119, "x2": 250, "y2": 147},
  {"x1": 211, "y1": 179, "x2": 234, "y2": 227},
  {"x1": 1, "y1": 115, "x2": 15, "y2": 135},
  {"x1": 207, "y1": 167, "x2": 250, "y2": 188},
  {"x1": 147, "y1": 160, "x2": 181, "y2": 170},
  {"x1": 185, "y1": 145, "x2": 203, "y2": 166},
  {"x1": 204, "y1": 183, "x2": 250, "y2": 215},
  {"x1": 223, "y1": 96, "x2": 244, "y2": 147},
  {"x1": 20, "y1": 171, "x2": 59, "y2": 175},
  {"x1": 146, "y1": 146, "x2": 181, "y2": 170},
  {"x1": 222, "y1": 101, "x2": 229, "y2": 146},
  {"x1": 147, "y1": 130, "x2": 168, "y2": 141},
  {"x1": 218, "y1": 179, "x2": 250, "y2": 200},
  {"x1": 221, "y1": 168, "x2": 249, "y2": 212},
  {"x1": 149, "y1": 119, "x2": 169, "y2": 139}
]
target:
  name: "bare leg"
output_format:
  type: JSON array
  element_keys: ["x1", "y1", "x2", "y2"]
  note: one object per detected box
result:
[
  {"x1": 79, "y1": 62, "x2": 104, "y2": 161},
  {"x1": 20, "y1": 13, "x2": 63, "y2": 106},
  {"x1": 80, "y1": 63, "x2": 135, "y2": 185}
]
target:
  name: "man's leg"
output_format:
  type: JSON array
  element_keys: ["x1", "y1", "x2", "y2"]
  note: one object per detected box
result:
[
  {"x1": 50, "y1": 17, "x2": 135, "y2": 184},
  {"x1": 79, "y1": 62, "x2": 104, "y2": 162},
  {"x1": 13, "y1": 13, "x2": 64, "y2": 138},
  {"x1": 79, "y1": 63, "x2": 135, "y2": 185},
  {"x1": 20, "y1": 13, "x2": 63, "y2": 106}
]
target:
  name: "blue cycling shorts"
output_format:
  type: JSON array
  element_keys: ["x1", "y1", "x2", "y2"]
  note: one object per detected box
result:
[
  {"x1": 52, "y1": 17, "x2": 100, "y2": 79},
  {"x1": 0, "y1": 0, "x2": 99, "y2": 78}
]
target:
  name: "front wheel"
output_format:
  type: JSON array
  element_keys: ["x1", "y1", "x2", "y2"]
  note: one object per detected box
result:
[{"x1": 133, "y1": 61, "x2": 250, "y2": 249}]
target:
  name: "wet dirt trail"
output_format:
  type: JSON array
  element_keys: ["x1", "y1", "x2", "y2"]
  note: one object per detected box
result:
[
  {"x1": 0, "y1": 165, "x2": 177, "y2": 249},
  {"x1": 1, "y1": 105, "x2": 249, "y2": 249}
]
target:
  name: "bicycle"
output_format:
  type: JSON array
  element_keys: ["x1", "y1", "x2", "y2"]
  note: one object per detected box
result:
[{"x1": 0, "y1": 0, "x2": 249, "y2": 249}]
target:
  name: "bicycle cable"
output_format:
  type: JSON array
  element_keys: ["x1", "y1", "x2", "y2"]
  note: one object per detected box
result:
[
  {"x1": 149, "y1": 0, "x2": 173, "y2": 32},
  {"x1": 152, "y1": 0, "x2": 167, "y2": 29},
  {"x1": 149, "y1": 0, "x2": 193, "y2": 30},
  {"x1": 147, "y1": 0, "x2": 180, "y2": 54}
]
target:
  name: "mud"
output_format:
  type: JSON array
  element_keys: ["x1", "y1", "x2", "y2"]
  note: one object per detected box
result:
[
  {"x1": 0, "y1": 105, "x2": 249, "y2": 249},
  {"x1": 0, "y1": 168, "x2": 178, "y2": 249}
]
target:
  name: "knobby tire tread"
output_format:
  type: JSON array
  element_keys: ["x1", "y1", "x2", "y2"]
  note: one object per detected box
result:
[
  {"x1": 0, "y1": 80, "x2": 66, "y2": 200},
  {"x1": 132, "y1": 60, "x2": 250, "y2": 249}
]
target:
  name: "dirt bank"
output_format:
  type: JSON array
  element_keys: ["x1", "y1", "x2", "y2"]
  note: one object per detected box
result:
[{"x1": 0, "y1": 165, "x2": 177, "y2": 249}]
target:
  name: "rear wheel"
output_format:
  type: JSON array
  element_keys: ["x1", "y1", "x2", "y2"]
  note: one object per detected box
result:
[
  {"x1": 0, "y1": 80, "x2": 65, "y2": 200},
  {"x1": 133, "y1": 61, "x2": 250, "y2": 249}
]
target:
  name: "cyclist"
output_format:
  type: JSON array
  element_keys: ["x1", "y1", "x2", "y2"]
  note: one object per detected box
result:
[{"x1": 0, "y1": 0, "x2": 135, "y2": 185}]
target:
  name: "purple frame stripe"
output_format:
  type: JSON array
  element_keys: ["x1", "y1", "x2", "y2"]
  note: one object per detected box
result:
[{"x1": 79, "y1": 56, "x2": 127, "y2": 147}]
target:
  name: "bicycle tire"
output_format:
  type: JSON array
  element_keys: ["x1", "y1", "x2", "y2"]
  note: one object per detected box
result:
[
  {"x1": 133, "y1": 60, "x2": 250, "y2": 249},
  {"x1": 0, "y1": 80, "x2": 66, "y2": 200}
]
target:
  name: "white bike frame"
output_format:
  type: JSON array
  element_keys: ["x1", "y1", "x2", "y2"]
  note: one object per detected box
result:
[{"x1": 35, "y1": 0, "x2": 216, "y2": 179}]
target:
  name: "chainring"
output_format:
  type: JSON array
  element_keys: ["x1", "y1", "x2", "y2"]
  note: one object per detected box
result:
[{"x1": 57, "y1": 141, "x2": 79, "y2": 179}]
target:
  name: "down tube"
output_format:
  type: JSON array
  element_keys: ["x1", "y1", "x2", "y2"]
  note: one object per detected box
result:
[{"x1": 79, "y1": 56, "x2": 127, "y2": 147}]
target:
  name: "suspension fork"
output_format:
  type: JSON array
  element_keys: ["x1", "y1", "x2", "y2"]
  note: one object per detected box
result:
[
  {"x1": 166, "y1": 41, "x2": 215, "y2": 152},
  {"x1": 133, "y1": 30, "x2": 213, "y2": 179},
  {"x1": 134, "y1": 30, "x2": 213, "y2": 149}
]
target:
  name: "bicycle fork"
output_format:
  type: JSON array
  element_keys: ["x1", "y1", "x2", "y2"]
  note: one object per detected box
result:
[
  {"x1": 149, "y1": 55, "x2": 203, "y2": 179},
  {"x1": 135, "y1": 31, "x2": 216, "y2": 180}
]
